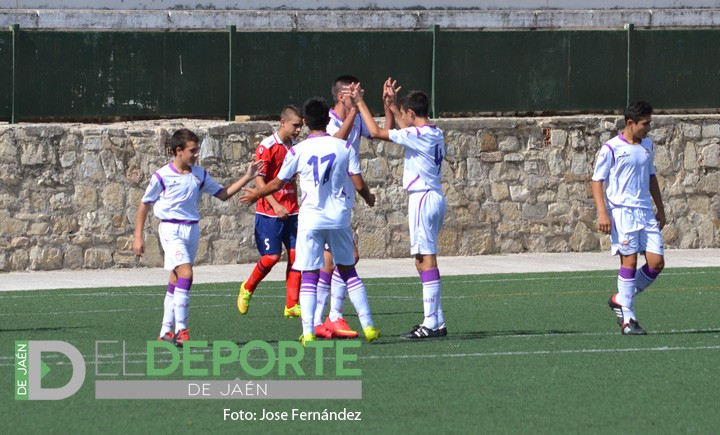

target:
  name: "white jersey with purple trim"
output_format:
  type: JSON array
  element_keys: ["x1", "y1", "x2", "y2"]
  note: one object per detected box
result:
[
  {"x1": 592, "y1": 134, "x2": 656, "y2": 210},
  {"x1": 141, "y1": 163, "x2": 223, "y2": 222},
  {"x1": 388, "y1": 124, "x2": 445, "y2": 193},
  {"x1": 327, "y1": 110, "x2": 369, "y2": 209},
  {"x1": 327, "y1": 109, "x2": 371, "y2": 153},
  {"x1": 277, "y1": 133, "x2": 356, "y2": 230}
]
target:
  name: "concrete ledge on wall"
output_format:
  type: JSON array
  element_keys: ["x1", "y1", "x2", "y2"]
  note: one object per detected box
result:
[{"x1": 4, "y1": 8, "x2": 720, "y2": 30}]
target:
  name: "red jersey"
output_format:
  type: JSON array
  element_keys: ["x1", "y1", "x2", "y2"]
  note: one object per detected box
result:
[{"x1": 255, "y1": 132, "x2": 300, "y2": 217}]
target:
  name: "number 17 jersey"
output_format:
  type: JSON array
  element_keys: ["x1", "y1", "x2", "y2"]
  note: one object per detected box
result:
[{"x1": 277, "y1": 133, "x2": 359, "y2": 230}]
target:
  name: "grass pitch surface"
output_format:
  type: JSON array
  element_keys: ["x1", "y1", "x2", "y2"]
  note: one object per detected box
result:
[{"x1": 2, "y1": 267, "x2": 719, "y2": 434}]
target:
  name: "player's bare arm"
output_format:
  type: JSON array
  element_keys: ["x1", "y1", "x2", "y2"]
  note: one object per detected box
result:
[
  {"x1": 133, "y1": 201, "x2": 151, "y2": 256},
  {"x1": 383, "y1": 77, "x2": 403, "y2": 129},
  {"x1": 591, "y1": 180, "x2": 611, "y2": 234},
  {"x1": 349, "y1": 83, "x2": 391, "y2": 141},
  {"x1": 255, "y1": 173, "x2": 289, "y2": 219},
  {"x1": 649, "y1": 175, "x2": 666, "y2": 229},
  {"x1": 332, "y1": 84, "x2": 363, "y2": 140},
  {"x1": 382, "y1": 77, "x2": 400, "y2": 130},
  {"x1": 239, "y1": 177, "x2": 284, "y2": 205},
  {"x1": 332, "y1": 106, "x2": 357, "y2": 140},
  {"x1": 350, "y1": 173, "x2": 375, "y2": 207},
  {"x1": 216, "y1": 161, "x2": 264, "y2": 201}
]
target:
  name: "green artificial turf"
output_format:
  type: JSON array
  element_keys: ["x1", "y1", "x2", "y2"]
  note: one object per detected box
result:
[{"x1": 2, "y1": 267, "x2": 719, "y2": 434}]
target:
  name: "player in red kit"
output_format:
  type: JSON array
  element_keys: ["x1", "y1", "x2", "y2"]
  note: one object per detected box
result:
[{"x1": 237, "y1": 105, "x2": 304, "y2": 318}]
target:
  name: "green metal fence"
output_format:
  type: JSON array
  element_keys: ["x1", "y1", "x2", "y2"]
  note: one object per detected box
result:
[
  {"x1": 436, "y1": 30, "x2": 628, "y2": 113},
  {"x1": 15, "y1": 31, "x2": 229, "y2": 119},
  {"x1": 233, "y1": 30, "x2": 433, "y2": 117},
  {"x1": 2, "y1": 26, "x2": 720, "y2": 122},
  {"x1": 0, "y1": 30, "x2": 12, "y2": 120},
  {"x1": 632, "y1": 30, "x2": 720, "y2": 110}
]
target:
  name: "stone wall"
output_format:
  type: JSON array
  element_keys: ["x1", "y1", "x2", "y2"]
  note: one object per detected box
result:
[{"x1": 0, "y1": 115, "x2": 718, "y2": 271}]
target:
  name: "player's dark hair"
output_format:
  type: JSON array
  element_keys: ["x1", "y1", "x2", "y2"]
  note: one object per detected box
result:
[
  {"x1": 303, "y1": 97, "x2": 330, "y2": 131},
  {"x1": 399, "y1": 91, "x2": 430, "y2": 118},
  {"x1": 624, "y1": 101, "x2": 653, "y2": 123},
  {"x1": 166, "y1": 128, "x2": 199, "y2": 156},
  {"x1": 331, "y1": 75, "x2": 360, "y2": 102},
  {"x1": 280, "y1": 104, "x2": 302, "y2": 120}
]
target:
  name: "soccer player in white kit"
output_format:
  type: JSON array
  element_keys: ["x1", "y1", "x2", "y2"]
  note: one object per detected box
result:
[
  {"x1": 133, "y1": 128, "x2": 262, "y2": 346},
  {"x1": 314, "y1": 75, "x2": 394, "y2": 340},
  {"x1": 240, "y1": 97, "x2": 380, "y2": 345},
  {"x1": 349, "y1": 79, "x2": 448, "y2": 339},
  {"x1": 591, "y1": 101, "x2": 666, "y2": 335}
]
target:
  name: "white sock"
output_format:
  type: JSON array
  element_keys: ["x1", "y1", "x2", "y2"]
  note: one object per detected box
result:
[
  {"x1": 300, "y1": 273, "x2": 319, "y2": 336},
  {"x1": 419, "y1": 269, "x2": 441, "y2": 330},
  {"x1": 421, "y1": 282, "x2": 440, "y2": 330},
  {"x1": 314, "y1": 270, "x2": 332, "y2": 326},
  {"x1": 329, "y1": 267, "x2": 348, "y2": 322},
  {"x1": 436, "y1": 282, "x2": 445, "y2": 327},
  {"x1": 174, "y1": 288, "x2": 190, "y2": 332},
  {"x1": 616, "y1": 268, "x2": 637, "y2": 322},
  {"x1": 339, "y1": 268, "x2": 373, "y2": 329},
  {"x1": 160, "y1": 291, "x2": 175, "y2": 336}
]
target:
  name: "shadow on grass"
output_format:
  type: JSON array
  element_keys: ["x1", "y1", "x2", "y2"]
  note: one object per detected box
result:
[
  {"x1": 651, "y1": 328, "x2": 720, "y2": 336},
  {"x1": 447, "y1": 330, "x2": 581, "y2": 340}
]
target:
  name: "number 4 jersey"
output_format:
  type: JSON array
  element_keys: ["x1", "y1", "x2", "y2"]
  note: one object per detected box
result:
[
  {"x1": 388, "y1": 124, "x2": 445, "y2": 193},
  {"x1": 277, "y1": 133, "x2": 360, "y2": 230}
]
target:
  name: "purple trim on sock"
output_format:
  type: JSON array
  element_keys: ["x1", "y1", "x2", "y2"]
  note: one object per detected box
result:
[
  {"x1": 642, "y1": 264, "x2": 661, "y2": 279},
  {"x1": 302, "y1": 272, "x2": 319, "y2": 286},
  {"x1": 176, "y1": 277, "x2": 192, "y2": 291},
  {"x1": 419, "y1": 268, "x2": 441, "y2": 283},
  {"x1": 319, "y1": 270, "x2": 332, "y2": 284},
  {"x1": 166, "y1": 283, "x2": 176, "y2": 295},
  {"x1": 337, "y1": 268, "x2": 359, "y2": 282},
  {"x1": 619, "y1": 267, "x2": 636, "y2": 279}
]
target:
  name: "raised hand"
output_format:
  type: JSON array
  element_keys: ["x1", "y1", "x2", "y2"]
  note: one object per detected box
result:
[
  {"x1": 383, "y1": 77, "x2": 401, "y2": 107},
  {"x1": 348, "y1": 82, "x2": 365, "y2": 104},
  {"x1": 246, "y1": 160, "x2": 265, "y2": 179}
]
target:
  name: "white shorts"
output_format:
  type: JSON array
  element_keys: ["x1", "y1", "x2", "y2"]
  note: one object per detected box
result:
[
  {"x1": 158, "y1": 222, "x2": 200, "y2": 270},
  {"x1": 610, "y1": 207, "x2": 664, "y2": 256},
  {"x1": 408, "y1": 190, "x2": 446, "y2": 255},
  {"x1": 295, "y1": 227, "x2": 355, "y2": 271}
]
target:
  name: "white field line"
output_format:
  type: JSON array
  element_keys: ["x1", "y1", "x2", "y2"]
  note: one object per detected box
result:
[
  {"x1": 2, "y1": 329, "x2": 719, "y2": 367},
  {"x1": 0, "y1": 269, "x2": 716, "y2": 300},
  {"x1": 359, "y1": 344, "x2": 720, "y2": 360}
]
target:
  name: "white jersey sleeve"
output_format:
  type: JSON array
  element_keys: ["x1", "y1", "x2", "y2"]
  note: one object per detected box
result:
[
  {"x1": 326, "y1": 110, "x2": 342, "y2": 136},
  {"x1": 327, "y1": 110, "x2": 369, "y2": 152},
  {"x1": 592, "y1": 144, "x2": 614, "y2": 182},
  {"x1": 347, "y1": 142, "x2": 361, "y2": 175},
  {"x1": 358, "y1": 115, "x2": 372, "y2": 140},
  {"x1": 141, "y1": 173, "x2": 165, "y2": 203},
  {"x1": 278, "y1": 147, "x2": 301, "y2": 182},
  {"x1": 199, "y1": 169, "x2": 224, "y2": 197}
]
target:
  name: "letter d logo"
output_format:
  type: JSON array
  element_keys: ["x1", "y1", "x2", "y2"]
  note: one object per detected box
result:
[{"x1": 27, "y1": 341, "x2": 86, "y2": 400}]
